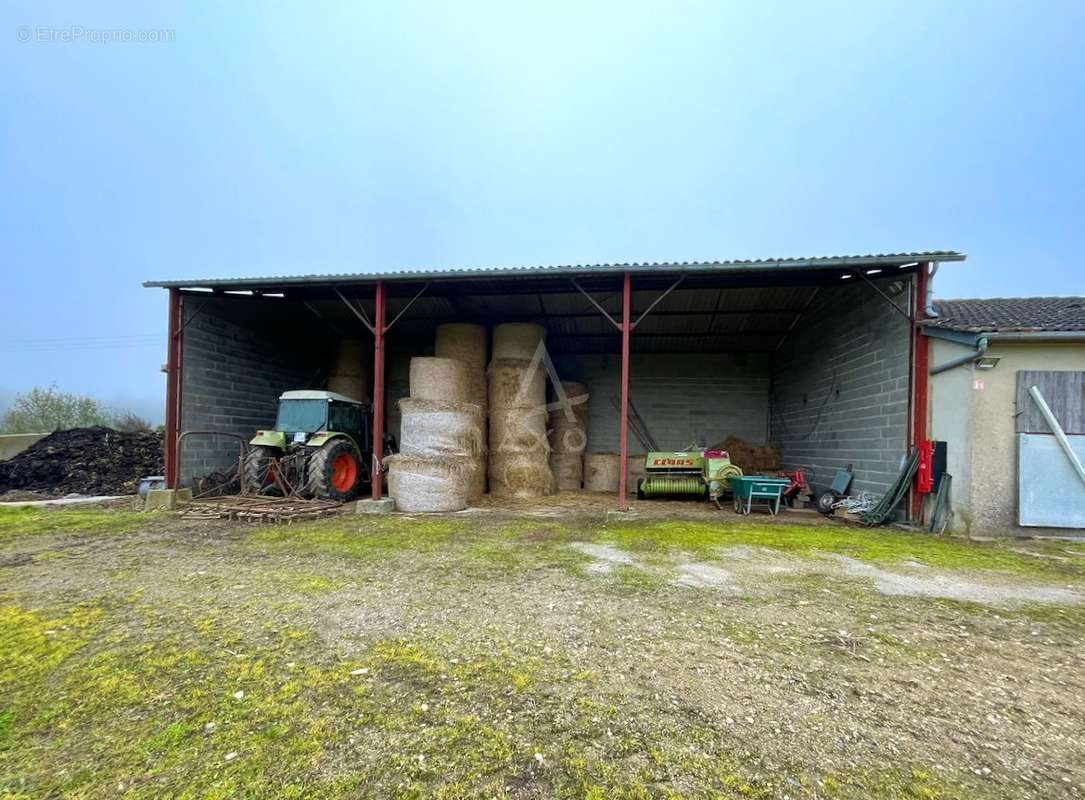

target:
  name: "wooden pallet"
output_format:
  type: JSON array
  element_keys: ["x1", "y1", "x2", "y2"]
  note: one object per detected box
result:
[{"x1": 180, "y1": 495, "x2": 343, "y2": 523}]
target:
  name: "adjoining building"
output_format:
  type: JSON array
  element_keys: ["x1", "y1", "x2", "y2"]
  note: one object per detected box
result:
[
  {"x1": 145, "y1": 252, "x2": 965, "y2": 523},
  {"x1": 925, "y1": 297, "x2": 1085, "y2": 535}
]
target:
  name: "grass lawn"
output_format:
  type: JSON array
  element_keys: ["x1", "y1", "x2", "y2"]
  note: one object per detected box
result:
[{"x1": 1, "y1": 504, "x2": 1083, "y2": 799}]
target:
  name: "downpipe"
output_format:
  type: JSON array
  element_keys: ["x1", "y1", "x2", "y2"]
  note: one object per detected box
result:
[
  {"x1": 923, "y1": 262, "x2": 939, "y2": 318},
  {"x1": 930, "y1": 335, "x2": 988, "y2": 375}
]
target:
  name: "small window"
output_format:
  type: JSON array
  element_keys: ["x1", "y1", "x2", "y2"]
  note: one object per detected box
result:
[{"x1": 329, "y1": 402, "x2": 361, "y2": 434}]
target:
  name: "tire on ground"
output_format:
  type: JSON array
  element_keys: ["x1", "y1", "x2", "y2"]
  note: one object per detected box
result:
[
  {"x1": 242, "y1": 445, "x2": 279, "y2": 495},
  {"x1": 304, "y1": 438, "x2": 362, "y2": 502}
]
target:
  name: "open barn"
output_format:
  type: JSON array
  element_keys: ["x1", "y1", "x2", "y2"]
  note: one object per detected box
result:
[{"x1": 145, "y1": 251, "x2": 965, "y2": 521}]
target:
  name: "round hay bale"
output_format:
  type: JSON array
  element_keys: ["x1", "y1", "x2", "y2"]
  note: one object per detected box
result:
[
  {"x1": 399, "y1": 398, "x2": 485, "y2": 458},
  {"x1": 489, "y1": 408, "x2": 548, "y2": 455},
  {"x1": 387, "y1": 454, "x2": 472, "y2": 512},
  {"x1": 409, "y1": 357, "x2": 472, "y2": 403},
  {"x1": 549, "y1": 382, "x2": 589, "y2": 426},
  {"x1": 626, "y1": 453, "x2": 647, "y2": 495},
  {"x1": 548, "y1": 423, "x2": 587, "y2": 454},
  {"x1": 468, "y1": 368, "x2": 488, "y2": 413},
  {"x1": 326, "y1": 339, "x2": 370, "y2": 400},
  {"x1": 492, "y1": 323, "x2": 545, "y2": 361},
  {"x1": 435, "y1": 323, "x2": 487, "y2": 371},
  {"x1": 583, "y1": 452, "x2": 621, "y2": 492},
  {"x1": 488, "y1": 358, "x2": 545, "y2": 409},
  {"x1": 327, "y1": 375, "x2": 368, "y2": 402},
  {"x1": 488, "y1": 453, "x2": 554, "y2": 498},
  {"x1": 467, "y1": 456, "x2": 486, "y2": 501},
  {"x1": 550, "y1": 452, "x2": 583, "y2": 491}
]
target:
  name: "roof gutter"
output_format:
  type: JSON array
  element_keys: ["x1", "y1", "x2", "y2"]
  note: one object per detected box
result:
[
  {"x1": 930, "y1": 335, "x2": 988, "y2": 375},
  {"x1": 983, "y1": 331, "x2": 1085, "y2": 342},
  {"x1": 923, "y1": 263, "x2": 939, "y2": 318}
]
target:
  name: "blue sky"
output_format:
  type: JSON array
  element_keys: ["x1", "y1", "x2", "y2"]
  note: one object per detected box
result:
[{"x1": 2, "y1": 1, "x2": 1083, "y2": 422}]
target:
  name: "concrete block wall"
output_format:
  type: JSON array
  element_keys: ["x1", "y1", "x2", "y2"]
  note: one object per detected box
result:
[
  {"x1": 554, "y1": 353, "x2": 770, "y2": 454},
  {"x1": 771, "y1": 277, "x2": 912, "y2": 495},
  {"x1": 179, "y1": 298, "x2": 333, "y2": 484}
]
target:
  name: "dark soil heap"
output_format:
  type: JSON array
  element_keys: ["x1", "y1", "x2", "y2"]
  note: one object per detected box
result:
[{"x1": 0, "y1": 427, "x2": 164, "y2": 496}]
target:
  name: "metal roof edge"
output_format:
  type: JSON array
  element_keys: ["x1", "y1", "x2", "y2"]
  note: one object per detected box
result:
[{"x1": 143, "y1": 251, "x2": 965, "y2": 289}]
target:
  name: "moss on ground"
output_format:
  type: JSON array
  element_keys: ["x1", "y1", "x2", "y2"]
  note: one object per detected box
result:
[
  {"x1": 0, "y1": 598, "x2": 786, "y2": 799},
  {"x1": 0, "y1": 510, "x2": 1078, "y2": 797},
  {"x1": 601, "y1": 520, "x2": 1085, "y2": 581},
  {"x1": 0, "y1": 506, "x2": 141, "y2": 542}
]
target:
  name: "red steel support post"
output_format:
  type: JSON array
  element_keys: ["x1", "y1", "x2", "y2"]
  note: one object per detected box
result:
[
  {"x1": 910, "y1": 263, "x2": 930, "y2": 520},
  {"x1": 164, "y1": 288, "x2": 183, "y2": 489},
  {"x1": 371, "y1": 281, "x2": 387, "y2": 500},
  {"x1": 618, "y1": 272, "x2": 632, "y2": 510}
]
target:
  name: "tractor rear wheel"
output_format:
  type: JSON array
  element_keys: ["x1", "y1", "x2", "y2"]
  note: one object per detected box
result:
[
  {"x1": 304, "y1": 439, "x2": 361, "y2": 502},
  {"x1": 242, "y1": 445, "x2": 279, "y2": 495}
]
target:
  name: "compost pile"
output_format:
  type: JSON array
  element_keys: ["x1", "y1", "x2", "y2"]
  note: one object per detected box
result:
[{"x1": 0, "y1": 427, "x2": 164, "y2": 496}]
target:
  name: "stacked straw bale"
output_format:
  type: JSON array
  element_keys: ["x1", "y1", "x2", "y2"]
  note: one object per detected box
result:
[
  {"x1": 548, "y1": 380, "x2": 589, "y2": 490},
  {"x1": 435, "y1": 324, "x2": 489, "y2": 495},
  {"x1": 409, "y1": 357, "x2": 473, "y2": 403},
  {"x1": 387, "y1": 455, "x2": 473, "y2": 513},
  {"x1": 388, "y1": 356, "x2": 485, "y2": 512},
  {"x1": 492, "y1": 323, "x2": 545, "y2": 361},
  {"x1": 326, "y1": 339, "x2": 369, "y2": 401},
  {"x1": 487, "y1": 324, "x2": 552, "y2": 497},
  {"x1": 584, "y1": 452, "x2": 621, "y2": 492}
]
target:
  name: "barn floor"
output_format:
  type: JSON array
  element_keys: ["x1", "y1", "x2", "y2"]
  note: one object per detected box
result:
[{"x1": 2, "y1": 505, "x2": 1084, "y2": 799}]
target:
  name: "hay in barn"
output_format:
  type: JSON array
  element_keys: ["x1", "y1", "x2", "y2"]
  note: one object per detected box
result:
[
  {"x1": 387, "y1": 454, "x2": 473, "y2": 512},
  {"x1": 465, "y1": 456, "x2": 486, "y2": 501},
  {"x1": 549, "y1": 424, "x2": 587, "y2": 455},
  {"x1": 549, "y1": 381, "x2": 589, "y2": 424},
  {"x1": 488, "y1": 453, "x2": 554, "y2": 498},
  {"x1": 492, "y1": 322, "x2": 545, "y2": 361},
  {"x1": 398, "y1": 398, "x2": 485, "y2": 458},
  {"x1": 712, "y1": 436, "x2": 781, "y2": 472},
  {"x1": 488, "y1": 358, "x2": 545, "y2": 410},
  {"x1": 489, "y1": 408, "x2": 548, "y2": 455},
  {"x1": 326, "y1": 339, "x2": 370, "y2": 401},
  {"x1": 583, "y1": 452, "x2": 621, "y2": 492},
  {"x1": 435, "y1": 323, "x2": 487, "y2": 371},
  {"x1": 626, "y1": 453, "x2": 647, "y2": 495},
  {"x1": 327, "y1": 375, "x2": 368, "y2": 403},
  {"x1": 550, "y1": 452, "x2": 583, "y2": 491},
  {"x1": 409, "y1": 357, "x2": 473, "y2": 403}
]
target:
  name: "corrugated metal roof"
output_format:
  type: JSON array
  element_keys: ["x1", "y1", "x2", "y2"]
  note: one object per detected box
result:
[{"x1": 144, "y1": 251, "x2": 964, "y2": 289}]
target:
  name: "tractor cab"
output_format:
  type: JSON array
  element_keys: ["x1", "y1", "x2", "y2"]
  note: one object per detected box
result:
[
  {"x1": 259, "y1": 390, "x2": 371, "y2": 453},
  {"x1": 244, "y1": 390, "x2": 375, "y2": 502}
]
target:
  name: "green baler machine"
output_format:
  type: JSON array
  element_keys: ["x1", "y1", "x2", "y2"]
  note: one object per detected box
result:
[{"x1": 636, "y1": 450, "x2": 743, "y2": 507}]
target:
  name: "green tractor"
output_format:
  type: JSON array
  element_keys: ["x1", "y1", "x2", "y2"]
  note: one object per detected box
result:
[{"x1": 243, "y1": 390, "x2": 386, "y2": 502}]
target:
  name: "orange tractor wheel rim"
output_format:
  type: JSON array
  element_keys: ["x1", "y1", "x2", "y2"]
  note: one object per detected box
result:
[{"x1": 330, "y1": 452, "x2": 358, "y2": 492}]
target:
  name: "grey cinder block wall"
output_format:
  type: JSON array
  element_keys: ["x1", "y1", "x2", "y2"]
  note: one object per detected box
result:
[
  {"x1": 179, "y1": 297, "x2": 334, "y2": 484},
  {"x1": 771, "y1": 277, "x2": 912, "y2": 495},
  {"x1": 554, "y1": 353, "x2": 770, "y2": 453}
]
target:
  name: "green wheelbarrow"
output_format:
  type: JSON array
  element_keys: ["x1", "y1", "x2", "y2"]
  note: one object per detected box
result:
[{"x1": 730, "y1": 476, "x2": 791, "y2": 516}]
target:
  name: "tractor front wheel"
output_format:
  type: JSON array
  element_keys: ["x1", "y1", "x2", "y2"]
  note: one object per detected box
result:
[
  {"x1": 242, "y1": 445, "x2": 280, "y2": 495},
  {"x1": 304, "y1": 439, "x2": 361, "y2": 502}
]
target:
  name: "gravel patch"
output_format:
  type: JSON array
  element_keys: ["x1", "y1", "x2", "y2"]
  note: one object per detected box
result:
[
  {"x1": 673, "y1": 561, "x2": 733, "y2": 588},
  {"x1": 831, "y1": 554, "x2": 1082, "y2": 605},
  {"x1": 570, "y1": 542, "x2": 635, "y2": 574}
]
